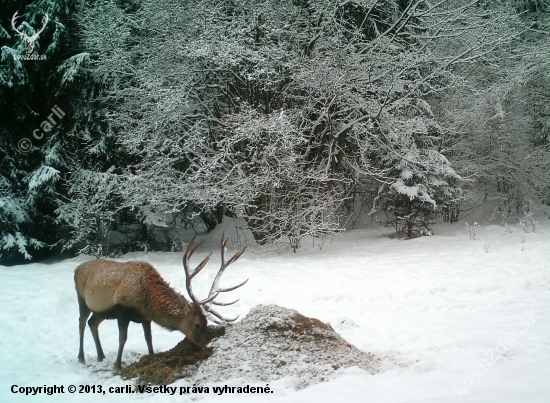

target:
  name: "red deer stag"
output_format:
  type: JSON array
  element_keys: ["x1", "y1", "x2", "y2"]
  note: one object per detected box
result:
[{"x1": 75, "y1": 235, "x2": 247, "y2": 372}]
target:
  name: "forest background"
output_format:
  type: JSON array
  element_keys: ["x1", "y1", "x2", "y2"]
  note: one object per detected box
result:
[{"x1": 1, "y1": 0, "x2": 548, "y2": 264}]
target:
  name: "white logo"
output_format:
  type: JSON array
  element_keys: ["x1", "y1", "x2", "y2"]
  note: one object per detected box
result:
[{"x1": 11, "y1": 11, "x2": 48, "y2": 56}]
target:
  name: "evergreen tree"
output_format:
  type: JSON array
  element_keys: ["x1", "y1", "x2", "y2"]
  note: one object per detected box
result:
[{"x1": 0, "y1": 0, "x2": 73, "y2": 262}]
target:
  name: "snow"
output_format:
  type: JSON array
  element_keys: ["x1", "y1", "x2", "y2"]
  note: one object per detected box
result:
[
  {"x1": 27, "y1": 165, "x2": 60, "y2": 191},
  {"x1": 1, "y1": 219, "x2": 549, "y2": 402}
]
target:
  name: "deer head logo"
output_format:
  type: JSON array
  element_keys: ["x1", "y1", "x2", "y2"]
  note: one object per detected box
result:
[{"x1": 11, "y1": 11, "x2": 48, "y2": 55}]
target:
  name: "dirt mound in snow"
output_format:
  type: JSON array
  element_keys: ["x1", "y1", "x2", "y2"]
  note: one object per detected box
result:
[{"x1": 123, "y1": 305, "x2": 381, "y2": 388}]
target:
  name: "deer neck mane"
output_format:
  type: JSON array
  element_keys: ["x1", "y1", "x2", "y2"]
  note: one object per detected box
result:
[{"x1": 141, "y1": 266, "x2": 191, "y2": 329}]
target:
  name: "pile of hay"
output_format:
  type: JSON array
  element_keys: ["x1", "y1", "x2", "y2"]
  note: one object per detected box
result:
[
  {"x1": 121, "y1": 327, "x2": 225, "y2": 385},
  {"x1": 122, "y1": 305, "x2": 381, "y2": 388}
]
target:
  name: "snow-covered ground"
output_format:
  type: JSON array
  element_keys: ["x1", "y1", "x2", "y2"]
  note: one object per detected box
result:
[{"x1": 1, "y1": 218, "x2": 549, "y2": 402}]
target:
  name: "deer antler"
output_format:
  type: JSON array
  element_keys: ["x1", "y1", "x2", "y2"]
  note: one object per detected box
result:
[
  {"x1": 182, "y1": 237, "x2": 212, "y2": 307},
  {"x1": 11, "y1": 12, "x2": 48, "y2": 39},
  {"x1": 32, "y1": 14, "x2": 49, "y2": 40},
  {"x1": 182, "y1": 234, "x2": 248, "y2": 324},
  {"x1": 11, "y1": 11, "x2": 24, "y2": 36},
  {"x1": 203, "y1": 234, "x2": 248, "y2": 323}
]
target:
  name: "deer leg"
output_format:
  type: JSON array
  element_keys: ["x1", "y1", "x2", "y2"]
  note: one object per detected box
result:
[
  {"x1": 88, "y1": 314, "x2": 106, "y2": 362},
  {"x1": 142, "y1": 321, "x2": 154, "y2": 355},
  {"x1": 77, "y1": 296, "x2": 91, "y2": 363},
  {"x1": 114, "y1": 316, "x2": 130, "y2": 373}
]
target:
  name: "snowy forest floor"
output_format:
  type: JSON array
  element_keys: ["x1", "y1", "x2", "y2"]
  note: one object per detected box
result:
[{"x1": 1, "y1": 218, "x2": 549, "y2": 402}]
